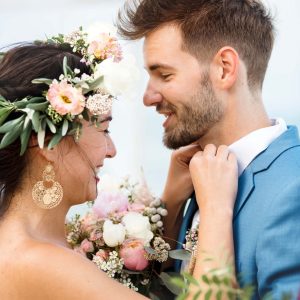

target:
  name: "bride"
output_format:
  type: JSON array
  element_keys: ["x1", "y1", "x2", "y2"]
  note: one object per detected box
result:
[{"x1": 0, "y1": 29, "x2": 238, "y2": 299}]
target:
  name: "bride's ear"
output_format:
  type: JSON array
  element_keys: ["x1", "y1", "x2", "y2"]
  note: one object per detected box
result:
[{"x1": 29, "y1": 134, "x2": 60, "y2": 163}]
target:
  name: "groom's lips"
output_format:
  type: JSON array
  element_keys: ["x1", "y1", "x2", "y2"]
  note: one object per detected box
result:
[{"x1": 160, "y1": 112, "x2": 174, "y2": 128}]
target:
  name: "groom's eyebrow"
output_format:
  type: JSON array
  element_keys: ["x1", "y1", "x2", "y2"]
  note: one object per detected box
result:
[{"x1": 147, "y1": 63, "x2": 174, "y2": 71}]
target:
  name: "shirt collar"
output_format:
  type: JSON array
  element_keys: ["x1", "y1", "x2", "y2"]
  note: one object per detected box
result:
[{"x1": 228, "y1": 118, "x2": 288, "y2": 176}]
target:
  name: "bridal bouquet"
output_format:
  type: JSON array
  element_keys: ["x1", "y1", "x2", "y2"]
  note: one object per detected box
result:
[{"x1": 65, "y1": 174, "x2": 170, "y2": 295}]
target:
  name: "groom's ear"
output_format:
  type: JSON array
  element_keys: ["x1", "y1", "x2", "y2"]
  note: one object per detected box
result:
[{"x1": 210, "y1": 46, "x2": 239, "y2": 90}]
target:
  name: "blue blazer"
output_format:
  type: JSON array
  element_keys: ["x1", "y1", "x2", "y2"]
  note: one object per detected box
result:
[{"x1": 234, "y1": 126, "x2": 300, "y2": 299}]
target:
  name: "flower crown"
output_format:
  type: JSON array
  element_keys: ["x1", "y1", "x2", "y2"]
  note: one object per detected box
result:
[{"x1": 0, "y1": 24, "x2": 128, "y2": 155}]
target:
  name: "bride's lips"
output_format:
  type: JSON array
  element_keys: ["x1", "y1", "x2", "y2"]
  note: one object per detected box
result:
[{"x1": 95, "y1": 165, "x2": 103, "y2": 183}]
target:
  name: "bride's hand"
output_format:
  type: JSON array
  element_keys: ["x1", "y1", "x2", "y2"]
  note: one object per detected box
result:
[
  {"x1": 162, "y1": 143, "x2": 202, "y2": 206},
  {"x1": 189, "y1": 144, "x2": 238, "y2": 215}
]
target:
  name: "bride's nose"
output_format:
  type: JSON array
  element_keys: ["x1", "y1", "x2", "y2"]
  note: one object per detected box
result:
[{"x1": 106, "y1": 137, "x2": 117, "y2": 158}]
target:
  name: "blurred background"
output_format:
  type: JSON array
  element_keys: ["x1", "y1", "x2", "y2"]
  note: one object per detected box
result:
[{"x1": 1, "y1": 0, "x2": 299, "y2": 216}]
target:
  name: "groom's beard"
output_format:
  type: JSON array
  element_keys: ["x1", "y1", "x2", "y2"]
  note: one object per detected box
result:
[{"x1": 159, "y1": 74, "x2": 224, "y2": 149}]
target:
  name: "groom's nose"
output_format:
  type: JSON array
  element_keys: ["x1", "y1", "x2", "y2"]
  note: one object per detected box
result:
[{"x1": 143, "y1": 83, "x2": 163, "y2": 107}]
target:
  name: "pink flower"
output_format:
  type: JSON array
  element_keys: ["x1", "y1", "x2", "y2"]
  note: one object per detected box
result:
[
  {"x1": 81, "y1": 212, "x2": 98, "y2": 232},
  {"x1": 119, "y1": 239, "x2": 149, "y2": 271},
  {"x1": 87, "y1": 34, "x2": 122, "y2": 62},
  {"x1": 128, "y1": 203, "x2": 145, "y2": 213},
  {"x1": 93, "y1": 191, "x2": 129, "y2": 218},
  {"x1": 80, "y1": 238, "x2": 94, "y2": 253},
  {"x1": 46, "y1": 79, "x2": 85, "y2": 115},
  {"x1": 95, "y1": 249, "x2": 108, "y2": 263}
]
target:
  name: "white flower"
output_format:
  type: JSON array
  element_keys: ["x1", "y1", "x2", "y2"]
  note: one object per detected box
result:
[
  {"x1": 86, "y1": 22, "x2": 117, "y2": 43},
  {"x1": 94, "y1": 54, "x2": 140, "y2": 98},
  {"x1": 97, "y1": 174, "x2": 121, "y2": 193},
  {"x1": 103, "y1": 220, "x2": 126, "y2": 247},
  {"x1": 122, "y1": 212, "x2": 154, "y2": 245}
]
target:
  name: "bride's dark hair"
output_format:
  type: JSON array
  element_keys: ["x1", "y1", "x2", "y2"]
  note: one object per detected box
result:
[{"x1": 0, "y1": 43, "x2": 91, "y2": 217}]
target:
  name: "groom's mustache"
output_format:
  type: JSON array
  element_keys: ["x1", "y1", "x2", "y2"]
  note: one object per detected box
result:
[{"x1": 156, "y1": 101, "x2": 177, "y2": 115}]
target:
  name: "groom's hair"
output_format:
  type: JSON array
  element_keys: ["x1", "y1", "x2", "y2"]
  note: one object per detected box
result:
[{"x1": 117, "y1": 0, "x2": 275, "y2": 89}]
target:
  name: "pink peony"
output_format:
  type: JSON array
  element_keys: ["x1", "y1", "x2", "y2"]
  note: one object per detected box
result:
[
  {"x1": 46, "y1": 79, "x2": 85, "y2": 115},
  {"x1": 119, "y1": 239, "x2": 149, "y2": 271},
  {"x1": 93, "y1": 191, "x2": 129, "y2": 218},
  {"x1": 80, "y1": 238, "x2": 94, "y2": 253},
  {"x1": 81, "y1": 212, "x2": 98, "y2": 232}
]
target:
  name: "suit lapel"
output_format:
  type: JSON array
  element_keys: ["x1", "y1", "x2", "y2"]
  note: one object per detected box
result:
[{"x1": 233, "y1": 126, "x2": 300, "y2": 220}]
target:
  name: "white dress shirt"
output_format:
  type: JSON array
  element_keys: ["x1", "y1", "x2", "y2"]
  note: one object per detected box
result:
[{"x1": 181, "y1": 118, "x2": 287, "y2": 271}]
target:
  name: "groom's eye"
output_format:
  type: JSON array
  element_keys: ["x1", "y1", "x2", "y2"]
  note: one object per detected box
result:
[{"x1": 161, "y1": 73, "x2": 172, "y2": 80}]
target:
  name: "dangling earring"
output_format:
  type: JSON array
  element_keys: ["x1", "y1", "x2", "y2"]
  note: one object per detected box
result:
[{"x1": 32, "y1": 163, "x2": 63, "y2": 209}]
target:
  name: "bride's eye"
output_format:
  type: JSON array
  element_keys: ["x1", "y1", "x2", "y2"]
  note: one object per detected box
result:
[{"x1": 161, "y1": 73, "x2": 171, "y2": 80}]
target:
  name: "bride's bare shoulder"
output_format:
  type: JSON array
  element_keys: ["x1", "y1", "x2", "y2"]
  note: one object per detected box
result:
[{"x1": 14, "y1": 241, "x2": 145, "y2": 300}]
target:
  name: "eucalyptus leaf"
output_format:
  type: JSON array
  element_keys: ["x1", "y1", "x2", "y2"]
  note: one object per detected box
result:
[
  {"x1": 28, "y1": 96, "x2": 47, "y2": 104},
  {"x1": 145, "y1": 246, "x2": 156, "y2": 255},
  {"x1": 14, "y1": 99, "x2": 29, "y2": 109},
  {"x1": 37, "y1": 120, "x2": 46, "y2": 149},
  {"x1": 0, "y1": 121, "x2": 24, "y2": 149},
  {"x1": 48, "y1": 127, "x2": 63, "y2": 149},
  {"x1": 62, "y1": 119, "x2": 69, "y2": 136},
  {"x1": 32, "y1": 78, "x2": 52, "y2": 85},
  {"x1": 0, "y1": 107, "x2": 14, "y2": 126},
  {"x1": 170, "y1": 277, "x2": 186, "y2": 289},
  {"x1": 24, "y1": 116, "x2": 31, "y2": 129},
  {"x1": 82, "y1": 75, "x2": 103, "y2": 94},
  {"x1": 63, "y1": 56, "x2": 68, "y2": 77},
  {"x1": 169, "y1": 249, "x2": 192, "y2": 261},
  {"x1": 27, "y1": 101, "x2": 48, "y2": 111},
  {"x1": 32, "y1": 111, "x2": 40, "y2": 132},
  {"x1": 160, "y1": 272, "x2": 182, "y2": 296},
  {"x1": 20, "y1": 123, "x2": 32, "y2": 155},
  {"x1": 216, "y1": 290, "x2": 222, "y2": 300},
  {"x1": 46, "y1": 118, "x2": 57, "y2": 134},
  {"x1": 0, "y1": 115, "x2": 25, "y2": 133}
]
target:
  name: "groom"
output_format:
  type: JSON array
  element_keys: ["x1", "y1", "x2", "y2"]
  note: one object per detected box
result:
[{"x1": 117, "y1": 0, "x2": 300, "y2": 298}]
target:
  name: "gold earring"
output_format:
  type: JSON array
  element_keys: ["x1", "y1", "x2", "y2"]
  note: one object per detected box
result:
[{"x1": 32, "y1": 163, "x2": 63, "y2": 209}]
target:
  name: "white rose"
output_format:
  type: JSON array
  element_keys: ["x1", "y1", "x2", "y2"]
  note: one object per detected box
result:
[
  {"x1": 122, "y1": 212, "x2": 154, "y2": 245},
  {"x1": 97, "y1": 174, "x2": 120, "y2": 193},
  {"x1": 86, "y1": 22, "x2": 117, "y2": 43},
  {"x1": 94, "y1": 54, "x2": 140, "y2": 98},
  {"x1": 103, "y1": 220, "x2": 126, "y2": 247}
]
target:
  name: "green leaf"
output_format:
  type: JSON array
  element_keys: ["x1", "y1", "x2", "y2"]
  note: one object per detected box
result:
[
  {"x1": 216, "y1": 290, "x2": 222, "y2": 300},
  {"x1": 176, "y1": 293, "x2": 189, "y2": 300},
  {"x1": 37, "y1": 119, "x2": 46, "y2": 148},
  {"x1": 82, "y1": 75, "x2": 103, "y2": 94},
  {"x1": 144, "y1": 246, "x2": 156, "y2": 255},
  {"x1": 63, "y1": 56, "x2": 68, "y2": 77},
  {"x1": 20, "y1": 123, "x2": 32, "y2": 155},
  {"x1": 193, "y1": 291, "x2": 201, "y2": 300},
  {"x1": 170, "y1": 277, "x2": 187, "y2": 289},
  {"x1": 81, "y1": 109, "x2": 90, "y2": 122},
  {"x1": 204, "y1": 290, "x2": 212, "y2": 300},
  {"x1": 0, "y1": 107, "x2": 14, "y2": 126},
  {"x1": 32, "y1": 78, "x2": 52, "y2": 85},
  {"x1": 160, "y1": 272, "x2": 182, "y2": 296},
  {"x1": 32, "y1": 111, "x2": 40, "y2": 132},
  {"x1": 62, "y1": 119, "x2": 69, "y2": 136},
  {"x1": 46, "y1": 118, "x2": 57, "y2": 134},
  {"x1": 0, "y1": 121, "x2": 24, "y2": 149},
  {"x1": 14, "y1": 98, "x2": 29, "y2": 109},
  {"x1": 48, "y1": 127, "x2": 63, "y2": 149},
  {"x1": 0, "y1": 115, "x2": 25, "y2": 133},
  {"x1": 28, "y1": 96, "x2": 47, "y2": 104},
  {"x1": 169, "y1": 249, "x2": 192, "y2": 261},
  {"x1": 27, "y1": 101, "x2": 48, "y2": 111},
  {"x1": 183, "y1": 273, "x2": 199, "y2": 286},
  {"x1": 202, "y1": 275, "x2": 210, "y2": 285},
  {"x1": 212, "y1": 275, "x2": 221, "y2": 286}
]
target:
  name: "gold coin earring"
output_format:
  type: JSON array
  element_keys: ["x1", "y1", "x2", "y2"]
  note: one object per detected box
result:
[{"x1": 32, "y1": 163, "x2": 63, "y2": 209}]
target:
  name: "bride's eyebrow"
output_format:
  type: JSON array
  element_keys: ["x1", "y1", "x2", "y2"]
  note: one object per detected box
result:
[{"x1": 100, "y1": 116, "x2": 113, "y2": 123}]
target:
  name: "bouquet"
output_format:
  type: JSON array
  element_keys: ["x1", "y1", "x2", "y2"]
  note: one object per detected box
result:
[{"x1": 65, "y1": 174, "x2": 170, "y2": 295}]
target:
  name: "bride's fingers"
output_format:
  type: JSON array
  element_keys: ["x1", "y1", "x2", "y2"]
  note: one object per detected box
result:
[
  {"x1": 216, "y1": 145, "x2": 230, "y2": 160},
  {"x1": 203, "y1": 144, "x2": 217, "y2": 157}
]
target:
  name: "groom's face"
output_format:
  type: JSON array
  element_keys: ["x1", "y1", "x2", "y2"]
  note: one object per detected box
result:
[{"x1": 143, "y1": 25, "x2": 224, "y2": 149}]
